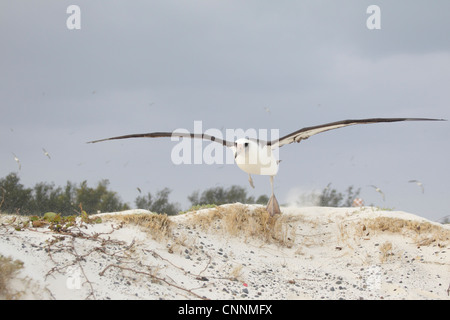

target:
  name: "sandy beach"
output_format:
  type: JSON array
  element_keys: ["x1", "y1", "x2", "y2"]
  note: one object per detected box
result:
[{"x1": 1, "y1": 204, "x2": 449, "y2": 300}]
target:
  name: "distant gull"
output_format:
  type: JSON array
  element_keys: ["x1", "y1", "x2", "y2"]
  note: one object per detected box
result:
[
  {"x1": 88, "y1": 117, "x2": 445, "y2": 216},
  {"x1": 369, "y1": 185, "x2": 385, "y2": 201},
  {"x1": 42, "y1": 148, "x2": 51, "y2": 159},
  {"x1": 12, "y1": 153, "x2": 21, "y2": 170},
  {"x1": 408, "y1": 180, "x2": 424, "y2": 194}
]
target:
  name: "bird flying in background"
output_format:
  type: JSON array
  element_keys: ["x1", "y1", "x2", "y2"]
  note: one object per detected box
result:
[
  {"x1": 409, "y1": 180, "x2": 424, "y2": 193},
  {"x1": 42, "y1": 148, "x2": 51, "y2": 159},
  {"x1": 369, "y1": 185, "x2": 385, "y2": 201},
  {"x1": 12, "y1": 153, "x2": 21, "y2": 170}
]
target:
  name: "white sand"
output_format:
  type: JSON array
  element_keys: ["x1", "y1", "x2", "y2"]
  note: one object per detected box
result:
[{"x1": 1, "y1": 205, "x2": 449, "y2": 300}]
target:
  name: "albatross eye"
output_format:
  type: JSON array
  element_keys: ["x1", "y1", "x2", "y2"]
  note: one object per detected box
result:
[{"x1": 244, "y1": 142, "x2": 249, "y2": 148}]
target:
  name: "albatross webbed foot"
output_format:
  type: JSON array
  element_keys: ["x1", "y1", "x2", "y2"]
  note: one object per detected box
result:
[{"x1": 266, "y1": 194, "x2": 281, "y2": 216}]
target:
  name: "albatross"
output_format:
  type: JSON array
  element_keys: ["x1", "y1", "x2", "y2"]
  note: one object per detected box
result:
[{"x1": 88, "y1": 117, "x2": 445, "y2": 216}]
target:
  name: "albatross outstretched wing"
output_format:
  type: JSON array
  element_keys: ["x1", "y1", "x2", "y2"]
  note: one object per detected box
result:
[
  {"x1": 88, "y1": 118, "x2": 445, "y2": 149},
  {"x1": 270, "y1": 118, "x2": 446, "y2": 148},
  {"x1": 88, "y1": 131, "x2": 236, "y2": 148}
]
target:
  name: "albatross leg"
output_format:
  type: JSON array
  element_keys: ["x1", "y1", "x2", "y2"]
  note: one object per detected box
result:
[
  {"x1": 248, "y1": 174, "x2": 255, "y2": 189},
  {"x1": 266, "y1": 176, "x2": 281, "y2": 216}
]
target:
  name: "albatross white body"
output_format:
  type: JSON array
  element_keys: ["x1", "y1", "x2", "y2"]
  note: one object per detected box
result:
[
  {"x1": 232, "y1": 138, "x2": 281, "y2": 215},
  {"x1": 233, "y1": 138, "x2": 279, "y2": 176},
  {"x1": 88, "y1": 117, "x2": 445, "y2": 216}
]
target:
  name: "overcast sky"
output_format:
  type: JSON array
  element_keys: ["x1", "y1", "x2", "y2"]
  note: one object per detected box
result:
[{"x1": 1, "y1": 1, "x2": 449, "y2": 221}]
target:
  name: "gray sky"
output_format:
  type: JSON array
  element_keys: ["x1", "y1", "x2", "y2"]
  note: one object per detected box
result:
[{"x1": 1, "y1": 0, "x2": 449, "y2": 221}]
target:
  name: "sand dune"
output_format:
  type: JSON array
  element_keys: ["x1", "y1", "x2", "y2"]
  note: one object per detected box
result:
[{"x1": 1, "y1": 204, "x2": 449, "y2": 300}]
